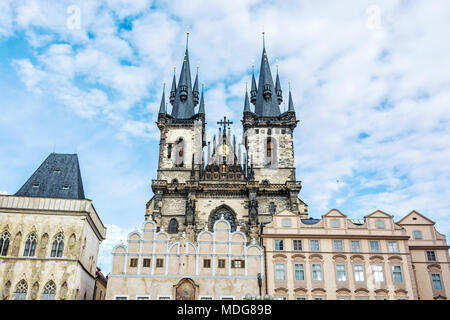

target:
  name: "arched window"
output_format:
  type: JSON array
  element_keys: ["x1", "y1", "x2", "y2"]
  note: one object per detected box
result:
[
  {"x1": 208, "y1": 206, "x2": 237, "y2": 232},
  {"x1": 169, "y1": 219, "x2": 178, "y2": 233},
  {"x1": 0, "y1": 231, "x2": 10, "y2": 256},
  {"x1": 42, "y1": 281, "x2": 56, "y2": 300},
  {"x1": 51, "y1": 234, "x2": 64, "y2": 257},
  {"x1": 14, "y1": 280, "x2": 27, "y2": 300},
  {"x1": 266, "y1": 137, "x2": 276, "y2": 166},
  {"x1": 23, "y1": 233, "x2": 37, "y2": 257},
  {"x1": 174, "y1": 138, "x2": 184, "y2": 167}
]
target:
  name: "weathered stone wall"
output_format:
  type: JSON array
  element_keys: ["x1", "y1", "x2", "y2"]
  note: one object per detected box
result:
[{"x1": 246, "y1": 127, "x2": 295, "y2": 184}]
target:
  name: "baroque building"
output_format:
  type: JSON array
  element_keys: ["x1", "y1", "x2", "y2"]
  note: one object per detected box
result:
[
  {"x1": 0, "y1": 153, "x2": 106, "y2": 300},
  {"x1": 262, "y1": 209, "x2": 450, "y2": 300}
]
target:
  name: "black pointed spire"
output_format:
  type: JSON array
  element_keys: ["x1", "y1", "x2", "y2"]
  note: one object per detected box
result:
[
  {"x1": 199, "y1": 84, "x2": 205, "y2": 114},
  {"x1": 159, "y1": 83, "x2": 166, "y2": 114},
  {"x1": 193, "y1": 67, "x2": 199, "y2": 106},
  {"x1": 170, "y1": 32, "x2": 195, "y2": 119},
  {"x1": 288, "y1": 83, "x2": 295, "y2": 113},
  {"x1": 275, "y1": 67, "x2": 283, "y2": 105},
  {"x1": 254, "y1": 33, "x2": 281, "y2": 117},
  {"x1": 169, "y1": 69, "x2": 176, "y2": 105},
  {"x1": 250, "y1": 66, "x2": 257, "y2": 105},
  {"x1": 244, "y1": 83, "x2": 251, "y2": 113}
]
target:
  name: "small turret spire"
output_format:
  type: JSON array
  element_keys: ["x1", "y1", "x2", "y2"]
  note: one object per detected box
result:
[
  {"x1": 198, "y1": 84, "x2": 205, "y2": 114},
  {"x1": 193, "y1": 67, "x2": 199, "y2": 105},
  {"x1": 159, "y1": 83, "x2": 166, "y2": 114},
  {"x1": 250, "y1": 65, "x2": 257, "y2": 105},
  {"x1": 288, "y1": 82, "x2": 295, "y2": 113},
  {"x1": 275, "y1": 65, "x2": 283, "y2": 105},
  {"x1": 244, "y1": 84, "x2": 251, "y2": 113},
  {"x1": 170, "y1": 68, "x2": 176, "y2": 105}
]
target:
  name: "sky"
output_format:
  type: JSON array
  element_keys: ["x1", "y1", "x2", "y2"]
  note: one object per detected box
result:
[{"x1": 0, "y1": 0, "x2": 449, "y2": 274}]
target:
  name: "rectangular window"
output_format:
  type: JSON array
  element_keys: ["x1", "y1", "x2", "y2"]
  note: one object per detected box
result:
[
  {"x1": 282, "y1": 218, "x2": 291, "y2": 227},
  {"x1": 330, "y1": 219, "x2": 340, "y2": 228},
  {"x1": 158, "y1": 296, "x2": 171, "y2": 300},
  {"x1": 372, "y1": 265, "x2": 384, "y2": 282},
  {"x1": 312, "y1": 264, "x2": 322, "y2": 281},
  {"x1": 294, "y1": 264, "x2": 305, "y2": 281},
  {"x1": 293, "y1": 240, "x2": 303, "y2": 251},
  {"x1": 333, "y1": 240, "x2": 344, "y2": 252},
  {"x1": 218, "y1": 259, "x2": 225, "y2": 268},
  {"x1": 143, "y1": 259, "x2": 151, "y2": 268},
  {"x1": 232, "y1": 260, "x2": 244, "y2": 268},
  {"x1": 413, "y1": 230, "x2": 422, "y2": 240},
  {"x1": 431, "y1": 274, "x2": 443, "y2": 290},
  {"x1": 129, "y1": 258, "x2": 138, "y2": 267},
  {"x1": 203, "y1": 259, "x2": 211, "y2": 268},
  {"x1": 275, "y1": 263, "x2": 286, "y2": 281},
  {"x1": 392, "y1": 265, "x2": 403, "y2": 283},
  {"x1": 336, "y1": 264, "x2": 347, "y2": 282},
  {"x1": 370, "y1": 241, "x2": 380, "y2": 252},
  {"x1": 351, "y1": 240, "x2": 361, "y2": 252},
  {"x1": 115, "y1": 296, "x2": 128, "y2": 300},
  {"x1": 137, "y1": 296, "x2": 150, "y2": 300},
  {"x1": 310, "y1": 240, "x2": 320, "y2": 252},
  {"x1": 274, "y1": 240, "x2": 284, "y2": 251},
  {"x1": 200, "y1": 297, "x2": 213, "y2": 300},
  {"x1": 376, "y1": 220, "x2": 385, "y2": 229},
  {"x1": 156, "y1": 258, "x2": 164, "y2": 268},
  {"x1": 353, "y1": 264, "x2": 365, "y2": 282},
  {"x1": 426, "y1": 251, "x2": 437, "y2": 262},
  {"x1": 314, "y1": 297, "x2": 324, "y2": 300},
  {"x1": 387, "y1": 241, "x2": 399, "y2": 253},
  {"x1": 296, "y1": 297, "x2": 307, "y2": 300}
]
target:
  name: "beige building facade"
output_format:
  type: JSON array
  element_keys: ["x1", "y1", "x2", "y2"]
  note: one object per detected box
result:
[
  {"x1": 107, "y1": 216, "x2": 264, "y2": 300},
  {"x1": 262, "y1": 208, "x2": 449, "y2": 300},
  {"x1": 0, "y1": 153, "x2": 106, "y2": 300},
  {"x1": 397, "y1": 211, "x2": 450, "y2": 300}
]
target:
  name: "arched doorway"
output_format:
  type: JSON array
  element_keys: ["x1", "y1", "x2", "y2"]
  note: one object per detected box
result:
[{"x1": 208, "y1": 205, "x2": 237, "y2": 232}]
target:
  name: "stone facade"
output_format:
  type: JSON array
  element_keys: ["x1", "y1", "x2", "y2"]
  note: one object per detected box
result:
[
  {"x1": 107, "y1": 216, "x2": 264, "y2": 300},
  {"x1": 0, "y1": 195, "x2": 106, "y2": 300}
]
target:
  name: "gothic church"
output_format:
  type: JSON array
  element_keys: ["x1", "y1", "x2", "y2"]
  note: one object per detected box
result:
[{"x1": 147, "y1": 35, "x2": 308, "y2": 242}]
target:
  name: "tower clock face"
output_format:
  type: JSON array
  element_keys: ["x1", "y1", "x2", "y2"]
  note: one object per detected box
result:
[{"x1": 218, "y1": 144, "x2": 229, "y2": 156}]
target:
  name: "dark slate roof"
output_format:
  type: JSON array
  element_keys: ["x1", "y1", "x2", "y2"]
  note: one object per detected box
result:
[
  {"x1": 301, "y1": 218, "x2": 321, "y2": 225},
  {"x1": 15, "y1": 153, "x2": 86, "y2": 199},
  {"x1": 170, "y1": 48, "x2": 196, "y2": 119},
  {"x1": 253, "y1": 47, "x2": 281, "y2": 117}
]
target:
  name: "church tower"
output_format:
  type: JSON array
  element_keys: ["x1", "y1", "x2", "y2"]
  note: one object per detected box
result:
[
  {"x1": 147, "y1": 33, "x2": 307, "y2": 242},
  {"x1": 242, "y1": 33, "x2": 306, "y2": 216}
]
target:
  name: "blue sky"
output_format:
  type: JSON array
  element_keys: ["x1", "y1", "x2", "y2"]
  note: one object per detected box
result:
[{"x1": 1, "y1": 0, "x2": 450, "y2": 274}]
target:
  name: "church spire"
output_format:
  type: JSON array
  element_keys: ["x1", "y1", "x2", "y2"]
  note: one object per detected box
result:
[
  {"x1": 159, "y1": 83, "x2": 166, "y2": 114},
  {"x1": 193, "y1": 67, "x2": 199, "y2": 106},
  {"x1": 170, "y1": 32, "x2": 195, "y2": 119},
  {"x1": 198, "y1": 84, "x2": 205, "y2": 114},
  {"x1": 288, "y1": 83, "x2": 295, "y2": 113},
  {"x1": 244, "y1": 83, "x2": 251, "y2": 113},
  {"x1": 250, "y1": 66, "x2": 257, "y2": 105},
  {"x1": 254, "y1": 33, "x2": 281, "y2": 117},
  {"x1": 275, "y1": 66, "x2": 283, "y2": 105},
  {"x1": 169, "y1": 68, "x2": 176, "y2": 105}
]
